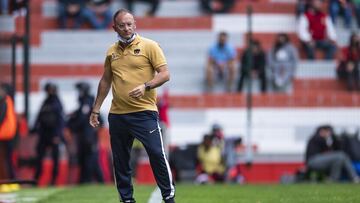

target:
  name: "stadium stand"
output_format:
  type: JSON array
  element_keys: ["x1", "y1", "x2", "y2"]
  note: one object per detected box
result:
[{"x1": 1, "y1": 0, "x2": 359, "y2": 184}]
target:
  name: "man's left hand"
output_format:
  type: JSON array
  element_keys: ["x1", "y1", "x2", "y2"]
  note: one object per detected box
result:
[{"x1": 129, "y1": 84, "x2": 146, "y2": 99}]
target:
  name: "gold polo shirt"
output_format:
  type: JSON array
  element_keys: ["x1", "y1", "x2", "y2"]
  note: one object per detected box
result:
[{"x1": 104, "y1": 35, "x2": 167, "y2": 114}]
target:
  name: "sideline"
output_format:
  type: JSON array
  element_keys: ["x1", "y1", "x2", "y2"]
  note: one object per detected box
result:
[{"x1": 147, "y1": 187, "x2": 162, "y2": 203}]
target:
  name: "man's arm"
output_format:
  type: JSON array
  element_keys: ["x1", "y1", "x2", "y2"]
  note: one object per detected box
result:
[
  {"x1": 325, "y1": 16, "x2": 337, "y2": 42},
  {"x1": 89, "y1": 64, "x2": 112, "y2": 127},
  {"x1": 146, "y1": 65, "x2": 170, "y2": 89},
  {"x1": 298, "y1": 14, "x2": 311, "y2": 42},
  {"x1": 128, "y1": 65, "x2": 170, "y2": 99}
]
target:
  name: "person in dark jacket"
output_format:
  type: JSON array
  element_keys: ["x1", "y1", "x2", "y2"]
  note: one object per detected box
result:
[
  {"x1": 305, "y1": 125, "x2": 359, "y2": 183},
  {"x1": 81, "y1": 0, "x2": 112, "y2": 29},
  {"x1": 125, "y1": 0, "x2": 160, "y2": 16},
  {"x1": 32, "y1": 83, "x2": 65, "y2": 185},
  {"x1": 337, "y1": 33, "x2": 360, "y2": 91},
  {"x1": 58, "y1": 0, "x2": 86, "y2": 29},
  {"x1": 68, "y1": 82, "x2": 104, "y2": 183},
  {"x1": 237, "y1": 40, "x2": 267, "y2": 93}
]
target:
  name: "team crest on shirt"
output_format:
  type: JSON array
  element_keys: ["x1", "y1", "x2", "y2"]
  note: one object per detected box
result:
[
  {"x1": 134, "y1": 49, "x2": 140, "y2": 55},
  {"x1": 111, "y1": 53, "x2": 120, "y2": 60}
]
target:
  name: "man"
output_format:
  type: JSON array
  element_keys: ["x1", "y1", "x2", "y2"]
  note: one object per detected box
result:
[
  {"x1": 89, "y1": 9, "x2": 175, "y2": 203},
  {"x1": 81, "y1": 0, "x2": 112, "y2": 29},
  {"x1": 32, "y1": 83, "x2": 65, "y2": 185},
  {"x1": 206, "y1": 31, "x2": 236, "y2": 92},
  {"x1": 196, "y1": 134, "x2": 225, "y2": 184},
  {"x1": 237, "y1": 40, "x2": 267, "y2": 93},
  {"x1": 58, "y1": 0, "x2": 86, "y2": 29},
  {"x1": 298, "y1": 0, "x2": 337, "y2": 59},
  {"x1": 0, "y1": 83, "x2": 17, "y2": 179},
  {"x1": 68, "y1": 82, "x2": 104, "y2": 183},
  {"x1": 267, "y1": 33, "x2": 298, "y2": 92},
  {"x1": 305, "y1": 125, "x2": 360, "y2": 183}
]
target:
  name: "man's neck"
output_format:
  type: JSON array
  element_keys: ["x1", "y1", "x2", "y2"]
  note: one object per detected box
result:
[{"x1": 118, "y1": 33, "x2": 136, "y2": 46}]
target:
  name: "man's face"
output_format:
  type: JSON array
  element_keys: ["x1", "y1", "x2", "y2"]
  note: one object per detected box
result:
[
  {"x1": 312, "y1": 0, "x2": 322, "y2": 11},
  {"x1": 319, "y1": 128, "x2": 331, "y2": 138},
  {"x1": 218, "y1": 34, "x2": 227, "y2": 46},
  {"x1": 252, "y1": 44, "x2": 260, "y2": 53},
  {"x1": 204, "y1": 138, "x2": 212, "y2": 147},
  {"x1": 277, "y1": 35, "x2": 286, "y2": 45},
  {"x1": 113, "y1": 13, "x2": 136, "y2": 39}
]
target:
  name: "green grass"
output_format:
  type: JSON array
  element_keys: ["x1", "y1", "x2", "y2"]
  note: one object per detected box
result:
[{"x1": 14, "y1": 183, "x2": 360, "y2": 203}]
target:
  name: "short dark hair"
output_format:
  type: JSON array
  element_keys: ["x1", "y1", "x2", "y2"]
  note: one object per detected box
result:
[
  {"x1": 219, "y1": 31, "x2": 228, "y2": 37},
  {"x1": 278, "y1": 33, "x2": 289, "y2": 43},
  {"x1": 44, "y1": 82, "x2": 57, "y2": 92},
  {"x1": 113, "y1": 8, "x2": 131, "y2": 24}
]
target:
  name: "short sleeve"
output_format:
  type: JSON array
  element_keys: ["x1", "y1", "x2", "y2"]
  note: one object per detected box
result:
[
  {"x1": 104, "y1": 54, "x2": 111, "y2": 71},
  {"x1": 148, "y1": 42, "x2": 167, "y2": 70}
]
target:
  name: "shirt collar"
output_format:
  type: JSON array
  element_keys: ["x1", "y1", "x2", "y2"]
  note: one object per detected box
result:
[{"x1": 117, "y1": 34, "x2": 141, "y2": 48}]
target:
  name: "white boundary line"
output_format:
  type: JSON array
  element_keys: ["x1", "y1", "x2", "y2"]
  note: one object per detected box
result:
[{"x1": 147, "y1": 187, "x2": 162, "y2": 203}]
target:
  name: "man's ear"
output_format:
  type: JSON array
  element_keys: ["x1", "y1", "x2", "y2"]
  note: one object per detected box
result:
[{"x1": 112, "y1": 25, "x2": 117, "y2": 32}]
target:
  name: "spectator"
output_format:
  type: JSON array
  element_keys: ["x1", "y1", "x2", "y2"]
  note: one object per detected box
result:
[
  {"x1": 353, "y1": 0, "x2": 360, "y2": 28},
  {"x1": 82, "y1": 0, "x2": 112, "y2": 29},
  {"x1": 0, "y1": 83, "x2": 17, "y2": 179},
  {"x1": 32, "y1": 83, "x2": 65, "y2": 185},
  {"x1": 206, "y1": 31, "x2": 237, "y2": 92},
  {"x1": 200, "y1": 0, "x2": 235, "y2": 14},
  {"x1": 298, "y1": 0, "x2": 337, "y2": 60},
  {"x1": 125, "y1": 0, "x2": 160, "y2": 16},
  {"x1": 67, "y1": 82, "x2": 104, "y2": 183},
  {"x1": 305, "y1": 125, "x2": 360, "y2": 183},
  {"x1": 337, "y1": 33, "x2": 360, "y2": 91},
  {"x1": 196, "y1": 134, "x2": 225, "y2": 184},
  {"x1": 237, "y1": 40, "x2": 267, "y2": 93},
  {"x1": 268, "y1": 33, "x2": 299, "y2": 92},
  {"x1": 328, "y1": 0, "x2": 352, "y2": 29},
  {"x1": 210, "y1": 123, "x2": 224, "y2": 147},
  {"x1": 58, "y1": 0, "x2": 86, "y2": 29}
]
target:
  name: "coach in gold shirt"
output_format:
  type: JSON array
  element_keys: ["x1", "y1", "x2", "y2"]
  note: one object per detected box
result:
[{"x1": 90, "y1": 9, "x2": 175, "y2": 203}]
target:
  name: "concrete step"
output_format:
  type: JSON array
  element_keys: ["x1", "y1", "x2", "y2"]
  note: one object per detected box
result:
[
  {"x1": 296, "y1": 61, "x2": 337, "y2": 79},
  {"x1": 40, "y1": 30, "x2": 243, "y2": 47},
  {"x1": 0, "y1": 15, "x2": 15, "y2": 32},
  {"x1": 42, "y1": 0, "x2": 296, "y2": 18}
]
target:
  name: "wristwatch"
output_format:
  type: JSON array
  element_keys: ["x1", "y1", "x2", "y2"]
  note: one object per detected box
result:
[{"x1": 144, "y1": 82, "x2": 151, "y2": 91}]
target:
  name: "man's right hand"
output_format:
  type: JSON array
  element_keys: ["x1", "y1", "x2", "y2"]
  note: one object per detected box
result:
[{"x1": 89, "y1": 112, "x2": 100, "y2": 128}]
